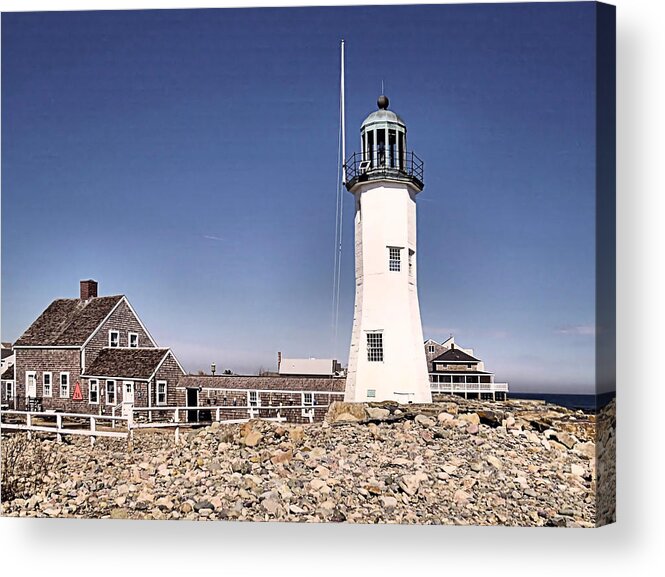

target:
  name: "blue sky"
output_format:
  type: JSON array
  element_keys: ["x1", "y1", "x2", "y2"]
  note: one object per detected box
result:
[{"x1": 2, "y1": 3, "x2": 599, "y2": 393}]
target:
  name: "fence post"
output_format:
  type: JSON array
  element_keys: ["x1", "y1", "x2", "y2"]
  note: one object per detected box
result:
[
  {"x1": 216, "y1": 407, "x2": 220, "y2": 422},
  {"x1": 249, "y1": 406, "x2": 255, "y2": 420},
  {"x1": 90, "y1": 416, "x2": 96, "y2": 447},
  {"x1": 26, "y1": 413, "x2": 32, "y2": 440},
  {"x1": 56, "y1": 414, "x2": 62, "y2": 443}
]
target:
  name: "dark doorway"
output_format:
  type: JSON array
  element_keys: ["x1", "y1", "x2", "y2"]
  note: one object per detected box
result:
[{"x1": 186, "y1": 388, "x2": 199, "y2": 423}]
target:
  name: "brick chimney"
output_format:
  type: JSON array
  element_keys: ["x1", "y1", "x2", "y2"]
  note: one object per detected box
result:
[
  {"x1": 277, "y1": 351, "x2": 282, "y2": 371},
  {"x1": 80, "y1": 279, "x2": 98, "y2": 300}
]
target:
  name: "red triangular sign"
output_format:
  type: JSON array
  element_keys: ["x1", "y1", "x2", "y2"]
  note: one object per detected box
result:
[{"x1": 72, "y1": 382, "x2": 83, "y2": 401}]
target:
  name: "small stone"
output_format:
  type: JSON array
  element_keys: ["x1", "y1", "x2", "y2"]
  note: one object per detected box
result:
[
  {"x1": 454, "y1": 490, "x2": 470, "y2": 505},
  {"x1": 415, "y1": 414, "x2": 435, "y2": 427},
  {"x1": 467, "y1": 423, "x2": 479, "y2": 435},
  {"x1": 110, "y1": 508, "x2": 129, "y2": 519},
  {"x1": 194, "y1": 500, "x2": 215, "y2": 512},
  {"x1": 262, "y1": 499, "x2": 280, "y2": 514},
  {"x1": 486, "y1": 455, "x2": 503, "y2": 470},
  {"x1": 573, "y1": 442, "x2": 596, "y2": 459},
  {"x1": 381, "y1": 496, "x2": 398, "y2": 510},
  {"x1": 437, "y1": 412, "x2": 454, "y2": 423},
  {"x1": 571, "y1": 464, "x2": 585, "y2": 477},
  {"x1": 398, "y1": 474, "x2": 421, "y2": 496},
  {"x1": 270, "y1": 450, "x2": 293, "y2": 465}
]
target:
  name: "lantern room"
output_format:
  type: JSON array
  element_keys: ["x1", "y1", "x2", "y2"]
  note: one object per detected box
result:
[{"x1": 345, "y1": 94, "x2": 424, "y2": 192}]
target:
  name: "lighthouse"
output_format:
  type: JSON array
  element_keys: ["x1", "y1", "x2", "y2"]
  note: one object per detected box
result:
[{"x1": 344, "y1": 95, "x2": 432, "y2": 404}]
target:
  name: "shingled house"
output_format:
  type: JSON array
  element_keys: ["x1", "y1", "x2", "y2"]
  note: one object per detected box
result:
[
  {"x1": 424, "y1": 336, "x2": 508, "y2": 400},
  {"x1": 13, "y1": 280, "x2": 184, "y2": 414}
]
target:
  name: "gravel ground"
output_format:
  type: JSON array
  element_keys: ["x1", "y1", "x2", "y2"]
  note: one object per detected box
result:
[{"x1": 1, "y1": 396, "x2": 615, "y2": 526}]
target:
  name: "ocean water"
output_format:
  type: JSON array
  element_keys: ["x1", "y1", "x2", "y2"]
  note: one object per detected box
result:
[{"x1": 508, "y1": 391, "x2": 615, "y2": 412}]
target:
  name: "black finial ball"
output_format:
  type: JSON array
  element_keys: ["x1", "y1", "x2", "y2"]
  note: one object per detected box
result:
[{"x1": 377, "y1": 94, "x2": 389, "y2": 110}]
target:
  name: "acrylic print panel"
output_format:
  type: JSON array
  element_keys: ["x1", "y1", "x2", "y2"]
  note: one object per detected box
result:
[{"x1": 0, "y1": 2, "x2": 615, "y2": 526}]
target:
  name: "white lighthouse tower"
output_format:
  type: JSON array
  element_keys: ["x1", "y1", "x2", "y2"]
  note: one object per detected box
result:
[{"x1": 344, "y1": 94, "x2": 432, "y2": 404}]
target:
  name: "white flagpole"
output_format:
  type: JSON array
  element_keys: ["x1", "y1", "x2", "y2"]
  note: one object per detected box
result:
[{"x1": 341, "y1": 39, "x2": 346, "y2": 184}]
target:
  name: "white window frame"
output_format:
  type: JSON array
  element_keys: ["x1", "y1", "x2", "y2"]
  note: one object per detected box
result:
[
  {"x1": 388, "y1": 246, "x2": 401, "y2": 272},
  {"x1": 247, "y1": 391, "x2": 261, "y2": 417},
  {"x1": 26, "y1": 371, "x2": 37, "y2": 397},
  {"x1": 60, "y1": 372, "x2": 70, "y2": 398},
  {"x1": 301, "y1": 392, "x2": 314, "y2": 417},
  {"x1": 43, "y1": 372, "x2": 53, "y2": 397},
  {"x1": 156, "y1": 380, "x2": 167, "y2": 406},
  {"x1": 128, "y1": 332, "x2": 139, "y2": 348},
  {"x1": 89, "y1": 379, "x2": 99, "y2": 405},
  {"x1": 106, "y1": 380, "x2": 116, "y2": 405},
  {"x1": 5, "y1": 381, "x2": 14, "y2": 398},
  {"x1": 366, "y1": 331, "x2": 384, "y2": 362},
  {"x1": 109, "y1": 330, "x2": 120, "y2": 348},
  {"x1": 427, "y1": 345, "x2": 436, "y2": 354}
]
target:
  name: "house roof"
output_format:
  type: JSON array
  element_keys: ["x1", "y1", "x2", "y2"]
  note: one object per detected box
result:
[
  {"x1": 432, "y1": 348, "x2": 480, "y2": 363},
  {"x1": 14, "y1": 296, "x2": 124, "y2": 347},
  {"x1": 1, "y1": 365, "x2": 14, "y2": 380},
  {"x1": 83, "y1": 348, "x2": 173, "y2": 380},
  {"x1": 1, "y1": 348, "x2": 14, "y2": 360}
]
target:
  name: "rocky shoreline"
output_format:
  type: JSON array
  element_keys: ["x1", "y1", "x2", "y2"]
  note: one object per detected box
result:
[{"x1": 1, "y1": 395, "x2": 615, "y2": 526}]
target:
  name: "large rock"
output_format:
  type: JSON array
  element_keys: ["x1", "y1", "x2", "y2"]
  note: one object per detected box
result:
[
  {"x1": 366, "y1": 407, "x2": 391, "y2": 421},
  {"x1": 459, "y1": 413, "x2": 480, "y2": 426},
  {"x1": 553, "y1": 431, "x2": 578, "y2": 450},
  {"x1": 326, "y1": 402, "x2": 367, "y2": 423},
  {"x1": 242, "y1": 430, "x2": 263, "y2": 447}
]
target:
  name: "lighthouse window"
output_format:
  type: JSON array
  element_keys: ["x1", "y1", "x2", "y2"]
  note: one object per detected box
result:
[
  {"x1": 388, "y1": 247, "x2": 401, "y2": 271},
  {"x1": 367, "y1": 332, "x2": 384, "y2": 362}
]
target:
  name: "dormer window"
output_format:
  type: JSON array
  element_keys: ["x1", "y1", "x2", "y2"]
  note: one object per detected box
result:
[
  {"x1": 109, "y1": 330, "x2": 119, "y2": 348},
  {"x1": 129, "y1": 332, "x2": 139, "y2": 348}
]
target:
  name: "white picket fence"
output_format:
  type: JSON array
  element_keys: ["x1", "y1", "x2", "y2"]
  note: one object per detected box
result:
[
  {"x1": 0, "y1": 410, "x2": 129, "y2": 446},
  {"x1": 0, "y1": 403, "x2": 329, "y2": 446}
]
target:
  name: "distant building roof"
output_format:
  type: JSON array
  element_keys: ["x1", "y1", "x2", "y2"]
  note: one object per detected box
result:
[
  {"x1": 432, "y1": 348, "x2": 480, "y2": 363},
  {"x1": 82, "y1": 348, "x2": 173, "y2": 380},
  {"x1": 1, "y1": 348, "x2": 14, "y2": 360},
  {"x1": 1, "y1": 366, "x2": 14, "y2": 380},
  {"x1": 278, "y1": 358, "x2": 340, "y2": 376},
  {"x1": 14, "y1": 296, "x2": 124, "y2": 347},
  {"x1": 180, "y1": 374, "x2": 345, "y2": 392}
]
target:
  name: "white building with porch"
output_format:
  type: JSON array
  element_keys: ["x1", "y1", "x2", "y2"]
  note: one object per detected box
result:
[{"x1": 425, "y1": 337, "x2": 508, "y2": 400}]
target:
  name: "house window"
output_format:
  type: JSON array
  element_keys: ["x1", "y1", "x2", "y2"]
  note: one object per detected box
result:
[
  {"x1": 427, "y1": 345, "x2": 435, "y2": 354},
  {"x1": 129, "y1": 332, "x2": 139, "y2": 348},
  {"x1": 5, "y1": 382, "x2": 13, "y2": 398},
  {"x1": 89, "y1": 379, "x2": 99, "y2": 404},
  {"x1": 106, "y1": 380, "x2": 116, "y2": 405},
  {"x1": 388, "y1": 247, "x2": 401, "y2": 272},
  {"x1": 367, "y1": 332, "x2": 384, "y2": 362},
  {"x1": 43, "y1": 372, "x2": 52, "y2": 397},
  {"x1": 156, "y1": 381, "x2": 167, "y2": 406},
  {"x1": 301, "y1": 392, "x2": 314, "y2": 416},
  {"x1": 248, "y1": 390, "x2": 259, "y2": 407},
  {"x1": 109, "y1": 330, "x2": 120, "y2": 348},
  {"x1": 60, "y1": 373, "x2": 70, "y2": 398},
  {"x1": 367, "y1": 389, "x2": 376, "y2": 398}
]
